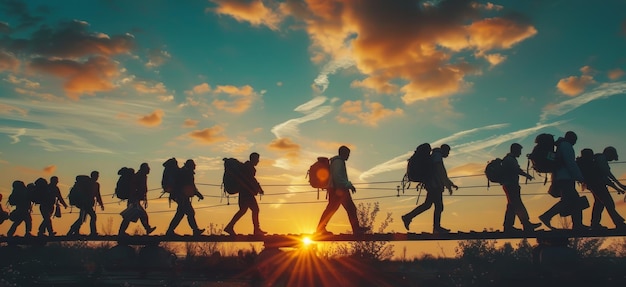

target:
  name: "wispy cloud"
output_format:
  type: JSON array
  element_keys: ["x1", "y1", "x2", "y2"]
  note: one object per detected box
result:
[
  {"x1": 540, "y1": 81, "x2": 626, "y2": 123},
  {"x1": 270, "y1": 96, "x2": 333, "y2": 139},
  {"x1": 358, "y1": 122, "x2": 564, "y2": 180}
]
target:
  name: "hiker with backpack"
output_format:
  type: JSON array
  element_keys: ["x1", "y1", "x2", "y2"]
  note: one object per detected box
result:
[
  {"x1": 315, "y1": 146, "x2": 369, "y2": 236},
  {"x1": 119, "y1": 163, "x2": 157, "y2": 236},
  {"x1": 401, "y1": 144, "x2": 458, "y2": 234},
  {"x1": 37, "y1": 176, "x2": 67, "y2": 236},
  {"x1": 224, "y1": 152, "x2": 267, "y2": 236},
  {"x1": 499, "y1": 143, "x2": 541, "y2": 232},
  {"x1": 6, "y1": 180, "x2": 33, "y2": 237},
  {"x1": 583, "y1": 147, "x2": 626, "y2": 230},
  {"x1": 67, "y1": 171, "x2": 104, "y2": 237},
  {"x1": 539, "y1": 131, "x2": 587, "y2": 231},
  {"x1": 166, "y1": 159, "x2": 205, "y2": 236}
]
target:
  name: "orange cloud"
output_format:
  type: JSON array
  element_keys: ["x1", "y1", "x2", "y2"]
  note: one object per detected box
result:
[
  {"x1": 0, "y1": 103, "x2": 27, "y2": 116},
  {"x1": 210, "y1": 0, "x2": 284, "y2": 30},
  {"x1": 183, "y1": 119, "x2": 199, "y2": 128},
  {"x1": 556, "y1": 75, "x2": 595, "y2": 96},
  {"x1": 28, "y1": 56, "x2": 120, "y2": 100},
  {"x1": 188, "y1": 83, "x2": 211, "y2": 95},
  {"x1": 268, "y1": 137, "x2": 300, "y2": 151},
  {"x1": 336, "y1": 100, "x2": 403, "y2": 127},
  {"x1": 211, "y1": 84, "x2": 258, "y2": 113},
  {"x1": 188, "y1": 125, "x2": 227, "y2": 144},
  {"x1": 137, "y1": 109, "x2": 164, "y2": 127},
  {"x1": 0, "y1": 50, "x2": 20, "y2": 71},
  {"x1": 608, "y1": 68, "x2": 625, "y2": 80},
  {"x1": 146, "y1": 48, "x2": 171, "y2": 68},
  {"x1": 43, "y1": 165, "x2": 57, "y2": 175}
]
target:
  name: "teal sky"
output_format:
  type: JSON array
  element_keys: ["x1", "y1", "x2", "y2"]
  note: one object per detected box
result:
[{"x1": 1, "y1": 0, "x2": 626, "y2": 257}]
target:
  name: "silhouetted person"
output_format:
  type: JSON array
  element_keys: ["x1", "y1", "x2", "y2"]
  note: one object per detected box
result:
[
  {"x1": 166, "y1": 159, "x2": 205, "y2": 236},
  {"x1": 7, "y1": 181, "x2": 33, "y2": 237},
  {"x1": 0, "y1": 194, "x2": 8, "y2": 225},
  {"x1": 119, "y1": 163, "x2": 157, "y2": 236},
  {"x1": 316, "y1": 146, "x2": 369, "y2": 235},
  {"x1": 68, "y1": 171, "x2": 104, "y2": 236},
  {"x1": 37, "y1": 176, "x2": 67, "y2": 236},
  {"x1": 587, "y1": 147, "x2": 626, "y2": 230},
  {"x1": 402, "y1": 144, "x2": 458, "y2": 234},
  {"x1": 224, "y1": 153, "x2": 267, "y2": 236},
  {"x1": 539, "y1": 131, "x2": 586, "y2": 230},
  {"x1": 500, "y1": 143, "x2": 541, "y2": 232}
]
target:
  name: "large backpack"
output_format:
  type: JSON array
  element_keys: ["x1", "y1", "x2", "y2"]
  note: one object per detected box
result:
[
  {"x1": 68, "y1": 175, "x2": 92, "y2": 208},
  {"x1": 407, "y1": 143, "x2": 432, "y2": 183},
  {"x1": 527, "y1": 133, "x2": 557, "y2": 174},
  {"x1": 222, "y1": 158, "x2": 246, "y2": 195},
  {"x1": 576, "y1": 149, "x2": 601, "y2": 186},
  {"x1": 115, "y1": 167, "x2": 135, "y2": 200},
  {"x1": 31, "y1": 177, "x2": 48, "y2": 204},
  {"x1": 307, "y1": 157, "x2": 330, "y2": 189},
  {"x1": 8, "y1": 181, "x2": 27, "y2": 206},
  {"x1": 161, "y1": 157, "x2": 180, "y2": 194},
  {"x1": 485, "y1": 158, "x2": 505, "y2": 185}
]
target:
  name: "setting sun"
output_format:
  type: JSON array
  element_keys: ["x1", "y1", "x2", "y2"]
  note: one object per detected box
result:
[{"x1": 302, "y1": 236, "x2": 314, "y2": 247}]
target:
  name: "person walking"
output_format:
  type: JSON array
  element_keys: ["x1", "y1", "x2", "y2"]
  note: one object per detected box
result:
[
  {"x1": 119, "y1": 163, "x2": 157, "y2": 236},
  {"x1": 166, "y1": 159, "x2": 205, "y2": 236},
  {"x1": 37, "y1": 176, "x2": 67, "y2": 236},
  {"x1": 539, "y1": 131, "x2": 587, "y2": 230},
  {"x1": 500, "y1": 143, "x2": 541, "y2": 232},
  {"x1": 6, "y1": 180, "x2": 33, "y2": 237},
  {"x1": 586, "y1": 147, "x2": 626, "y2": 230},
  {"x1": 315, "y1": 146, "x2": 369, "y2": 236},
  {"x1": 224, "y1": 152, "x2": 267, "y2": 236},
  {"x1": 67, "y1": 171, "x2": 104, "y2": 237},
  {"x1": 402, "y1": 144, "x2": 458, "y2": 234}
]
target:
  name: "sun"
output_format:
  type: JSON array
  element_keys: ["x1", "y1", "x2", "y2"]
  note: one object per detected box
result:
[{"x1": 301, "y1": 236, "x2": 314, "y2": 247}]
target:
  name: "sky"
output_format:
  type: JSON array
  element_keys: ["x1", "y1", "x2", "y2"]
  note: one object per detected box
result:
[{"x1": 1, "y1": 0, "x2": 626, "y2": 258}]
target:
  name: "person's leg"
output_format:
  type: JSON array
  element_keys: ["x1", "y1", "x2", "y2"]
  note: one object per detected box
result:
[
  {"x1": 87, "y1": 207, "x2": 97, "y2": 235},
  {"x1": 118, "y1": 219, "x2": 130, "y2": 235},
  {"x1": 249, "y1": 198, "x2": 264, "y2": 233},
  {"x1": 38, "y1": 205, "x2": 48, "y2": 235},
  {"x1": 225, "y1": 197, "x2": 249, "y2": 235},
  {"x1": 316, "y1": 189, "x2": 341, "y2": 233},
  {"x1": 560, "y1": 180, "x2": 584, "y2": 229},
  {"x1": 167, "y1": 203, "x2": 185, "y2": 234},
  {"x1": 432, "y1": 190, "x2": 446, "y2": 232},
  {"x1": 593, "y1": 185, "x2": 625, "y2": 227},
  {"x1": 502, "y1": 186, "x2": 516, "y2": 230},
  {"x1": 181, "y1": 200, "x2": 201, "y2": 233},
  {"x1": 24, "y1": 213, "x2": 32, "y2": 236},
  {"x1": 402, "y1": 190, "x2": 435, "y2": 230},
  {"x1": 339, "y1": 190, "x2": 361, "y2": 232}
]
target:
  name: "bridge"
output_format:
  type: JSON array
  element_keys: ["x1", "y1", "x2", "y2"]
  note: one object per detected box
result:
[{"x1": 2, "y1": 228, "x2": 625, "y2": 248}]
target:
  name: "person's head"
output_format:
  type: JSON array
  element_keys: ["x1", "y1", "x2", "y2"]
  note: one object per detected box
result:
[
  {"x1": 580, "y1": 148, "x2": 594, "y2": 159},
  {"x1": 140, "y1": 162, "x2": 150, "y2": 174},
  {"x1": 564, "y1": 131, "x2": 578, "y2": 145},
  {"x1": 440, "y1": 144, "x2": 451, "y2": 158},
  {"x1": 338, "y1": 145, "x2": 351, "y2": 161},
  {"x1": 90, "y1": 171, "x2": 99, "y2": 180},
  {"x1": 12, "y1": 180, "x2": 25, "y2": 190},
  {"x1": 50, "y1": 176, "x2": 59, "y2": 185},
  {"x1": 510, "y1": 143, "x2": 523, "y2": 157},
  {"x1": 249, "y1": 152, "x2": 260, "y2": 166},
  {"x1": 184, "y1": 159, "x2": 196, "y2": 169},
  {"x1": 604, "y1": 146, "x2": 618, "y2": 161}
]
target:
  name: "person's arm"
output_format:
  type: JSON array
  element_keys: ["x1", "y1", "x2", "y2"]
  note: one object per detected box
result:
[
  {"x1": 55, "y1": 187, "x2": 68, "y2": 208},
  {"x1": 434, "y1": 161, "x2": 457, "y2": 194},
  {"x1": 94, "y1": 183, "x2": 104, "y2": 210}
]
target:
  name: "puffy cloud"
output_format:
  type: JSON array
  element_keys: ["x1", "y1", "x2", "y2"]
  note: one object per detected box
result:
[
  {"x1": 137, "y1": 109, "x2": 164, "y2": 127},
  {"x1": 556, "y1": 75, "x2": 595, "y2": 96},
  {"x1": 209, "y1": 0, "x2": 284, "y2": 30},
  {"x1": 211, "y1": 84, "x2": 259, "y2": 113},
  {"x1": 188, "y1": 125, "x2": 227, "y2": 144},
  {"x1": 183, "y1": 119, "x2": 199, "y2": 128},
  {"x1": 336, "y1": 100, "x2": 404, "y2": 127},
  {"x1": 28, "y1": 56, "x2": 120, "y2": 99},
  {"x1": 268, "y1": 137, "x2": 300, "y2": 151},
  {"x1": 185, "y1": 82, "x2": 211, "y2": 95},
  {"x1": 608, "y1": 68, "x2": 625, "y2": 80},
  {"x1": 0, "y1": 50, "x2": 19, "y2": 71}
]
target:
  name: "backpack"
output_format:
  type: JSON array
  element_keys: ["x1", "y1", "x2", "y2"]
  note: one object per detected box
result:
[
  {"x1": 407, "y1": 143, "x2": 432, "y2": 183},
  {"x1": 8, "y1": 181, "x2": 26, "y2": 206},
  {"x1": 222, "y1": 158, "x2": 246, "y2": 194},
  {"x1": 485, "y1": 158, "x2": 505, "y2": 185},
  {"x1": 161, "y1": 157, "x2": 180, "y2": 193},
  {"x1": 115, "y1": 167, "x2": 135, "y2": 200},
  {"x1": 68, "y1": 175, "x2": 92, "y2": 208},
  {"x1": 576, "y1": 149, "x2": 601, "y2": 186},
  {"x1": 307, "y1": 157, "x2": 330, "y2": 189},
  {"x1": 31, "y1": 177, "x2": 48, "y2": 204},
  {"x1": 527, "y1": 133, "x2": 557, "y2": 174}
]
